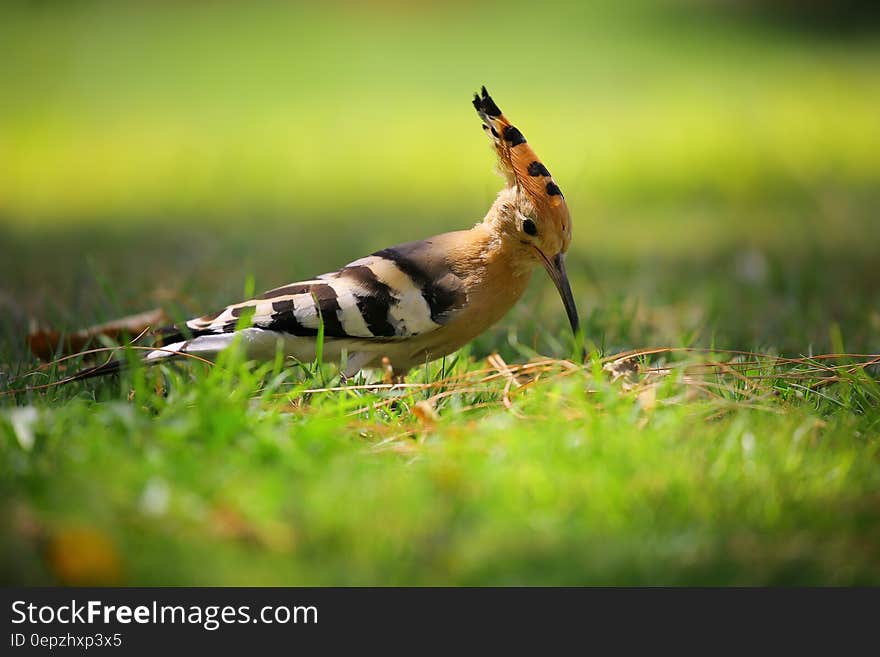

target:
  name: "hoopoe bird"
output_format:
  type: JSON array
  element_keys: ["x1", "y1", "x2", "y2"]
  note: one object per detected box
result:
[{"x1": 70, "y1": 87, "x2": 579, "y2": 383}]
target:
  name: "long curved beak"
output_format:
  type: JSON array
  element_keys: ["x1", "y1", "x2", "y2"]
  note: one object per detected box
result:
[{"x1": 536, "y1": 249, "x2": 580, "y2": 337}]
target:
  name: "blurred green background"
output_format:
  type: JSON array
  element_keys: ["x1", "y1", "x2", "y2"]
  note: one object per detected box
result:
[
  {"x1": 2, "y1": 0, "x2": 878, "y2": 358},
  {"x1": 1, "y1": 0, "x2": 879, "y2": 585}
]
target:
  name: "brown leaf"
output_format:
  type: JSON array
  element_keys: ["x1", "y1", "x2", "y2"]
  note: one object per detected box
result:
[
  {"x1": 46, "y1": 526, "x2": 123, "y2": 585},
  {"x1": 412, "y1": 400, "x2": 438, "y2": 429},
  {"x1": 27, "y1": 308, "x2": 170, "y2": 361},
  {"x1": 210, "y1": 505, "x2": 296, "y2": 553}
]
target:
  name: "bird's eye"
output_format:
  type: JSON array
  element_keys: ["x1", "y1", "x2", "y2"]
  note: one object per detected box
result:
[{"x1": 522, "y1": 218, "x2": 538, "y2": 236}]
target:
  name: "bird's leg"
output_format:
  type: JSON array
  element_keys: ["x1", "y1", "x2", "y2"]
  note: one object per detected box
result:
[
  {"x1": 381, "y1": 357, "x2": 395, "y2": 385},
  {"x1": 377, "y1": 356, "x2": 410, "y2": 412},
  {"x1": 380, "y1": 357, "x2": 406, "y2": 385}
]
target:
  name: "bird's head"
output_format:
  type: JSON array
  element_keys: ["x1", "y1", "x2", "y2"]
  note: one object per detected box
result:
[{"x1": 474, "y1": 86, "x2": 579, "y2": 338}]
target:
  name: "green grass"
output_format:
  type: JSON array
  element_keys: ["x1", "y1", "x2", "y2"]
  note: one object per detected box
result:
[{"x1": 1, "y1": 0, "x2": 879, "y2": 585}]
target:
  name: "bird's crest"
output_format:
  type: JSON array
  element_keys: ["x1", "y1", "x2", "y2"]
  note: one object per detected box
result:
[{"x1": 472, "y1": 86, "x2": 570, "y2": 235}]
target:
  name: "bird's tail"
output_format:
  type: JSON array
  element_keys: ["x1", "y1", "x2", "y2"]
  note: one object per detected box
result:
[
  {"x1": 60, "y1": 358, "x2": 127, "y2": 383},
  {"x1": 58, "y1": 326, "x2": 240, "y2": 384},
  {"x1": 58, "y1": 326, "x2": 195, "y2": 384}
]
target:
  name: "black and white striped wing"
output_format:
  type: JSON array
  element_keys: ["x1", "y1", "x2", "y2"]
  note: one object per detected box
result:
[{"x1": 177, "y1": 240, "x2": 468, "y2": 343}]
